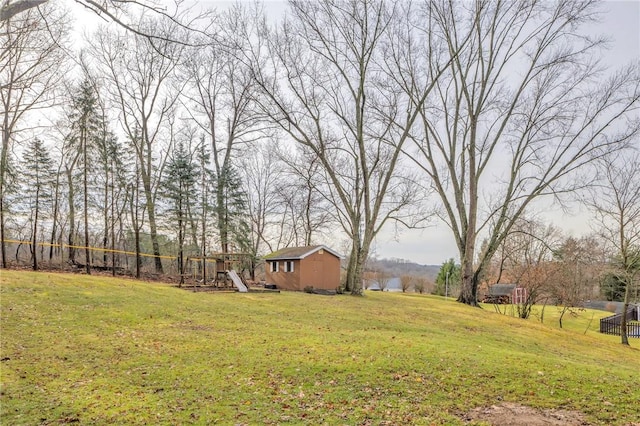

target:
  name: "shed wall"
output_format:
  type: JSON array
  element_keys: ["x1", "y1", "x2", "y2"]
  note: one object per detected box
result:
[
  {"x1": 265, "y1": 260, "x2": 301, "y2": 291},
  {"x1": 299, "y1": 251, "x2": 340, "y2": 290},
  {"x1": 264, "y1": 250, "x2": 340, "y2": 291}
]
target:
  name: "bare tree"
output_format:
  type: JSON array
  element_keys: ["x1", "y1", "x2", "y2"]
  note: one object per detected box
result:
[
  {"x1": 47, "y1": 142, "x2": 65, "y2": 263},
  {"x1": 1, "y1": 0, "x2": 209, "y2": 46},
  {"x1": 589, "y1": 152, "x2": 640, "y2": 345},
  {"x1": 400, "y1": 274, "x2": 413, "y2": 293},
  {"x1": 550, "y1": 236, "x2": 605, "y2": 327},
  {"x1": 251, "y1": 0, "x2": 444, "y2": 294},
  {"x1": 240, "y1": 144, "x2": 286, "y2": 261},
  {"x1": 275, "y1": 148, "x2": 333, "y2": 248},
  {"x1": 414, "y1": 276, "x2": 433, "y2": 294},
  {"x1": 489, "y1": 218, "x2": 562, "y2": 319},
  {"x1": 181, "y1": 3, "x2": 263, "y2": 254},
  {"x1": 195, "y1": 135, "x2": 214, "y2": 282},
  {"x1": 0, "y1": 2, "x2": 68, "y2": 268},
  {"x1": 94, "y1": 114, "x2": 124, "y2": 272},
  {"x1": 376, "y1": 269, "x2": 392, "y2": 291},
  {"x1": 88, "y1": 16, "x2": 185, "y2": 273},
  {"x1": 404, "y1": 0, "x2": 640, "y2": 305}
]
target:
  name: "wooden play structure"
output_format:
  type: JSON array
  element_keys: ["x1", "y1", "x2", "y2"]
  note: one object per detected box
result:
[{"x1": 184, "y1": 252, "x2": 253, "y2": 291}]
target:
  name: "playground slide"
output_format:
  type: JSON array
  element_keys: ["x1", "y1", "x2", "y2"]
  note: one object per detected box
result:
[{"x1": 228, "y1": 270, "x2": 248, "y2": 293}]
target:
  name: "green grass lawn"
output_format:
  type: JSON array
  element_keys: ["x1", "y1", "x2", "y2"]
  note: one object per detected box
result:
[{"x1": 1, "y1": 271, "x2": 639, "y2": 425}]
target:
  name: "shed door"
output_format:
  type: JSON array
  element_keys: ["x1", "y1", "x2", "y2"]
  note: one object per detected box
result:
[{"x1": 308, "y1": 260, "x2": 323, "y2": 288}]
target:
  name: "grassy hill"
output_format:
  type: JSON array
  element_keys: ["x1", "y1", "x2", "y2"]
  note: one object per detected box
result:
[{"x1": 1, "y1": 270, "x2": 639, "y2": 425}]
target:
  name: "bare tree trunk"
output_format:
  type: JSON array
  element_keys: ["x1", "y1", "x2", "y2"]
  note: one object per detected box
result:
[
  {"x1": 111, "y1": 162, "x2": 116, "y2": 276},
  {"x1": 32, "y1": 187, "x2": 39, "y2": 270},
  {"x1": 200, "y1": 149, "x2": 207, "y2": 284},
  {"x1": 0, "y1": 191, "x2": 6, "y2": 268},
  {"x1": 178, "y1": 196, "x2": 184, "y2": 287},
  {"x1": 49, "y1": 169, "x2": 61, "y2": 262},
  {"x1": 66, "y1": 169, "x2": 76, "y2": 264},
  {"x1": 129, "y1": 180, "x2": 141, "y2": 279},
  {"x1": 134, "y1": 224, "x2": 141, "y2": 279},
  {"x1": 103, "y1": 172, "x2": 108, "y2": 266},
  {"x1": 83, "y1": 128, "x2": 91, "y2": 275},
  {"x1": 145, "y1": 188, "x2": 163, "y2": 274},
  {"x1": 620, "y1": 282, "x2": 630, "y2": 346},
  {"x1": 0, "y1": 132, "x2": 8, "y2": 268},
  {"x1": 217, "y1": 184, "x2": 227, "y2": 254}
]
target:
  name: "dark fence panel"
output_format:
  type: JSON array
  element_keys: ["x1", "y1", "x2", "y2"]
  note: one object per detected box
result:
[{"x1": 600, "y1": 308, "x2": 640, "y2": 338}]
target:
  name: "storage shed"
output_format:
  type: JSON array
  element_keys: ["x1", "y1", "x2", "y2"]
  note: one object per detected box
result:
[
  {"x1": 264, "y1": 245, "x2": 342, "y2": 291},
  {"x1": 482, "y1": 283, "x2": 528, "y2": 304}
]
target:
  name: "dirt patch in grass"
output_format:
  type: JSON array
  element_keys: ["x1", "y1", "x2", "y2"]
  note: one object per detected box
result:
[{"x1": 462, "y1": 402, "x2": 589, "y2": 425}]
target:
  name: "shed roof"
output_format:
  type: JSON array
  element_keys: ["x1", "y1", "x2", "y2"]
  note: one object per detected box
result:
[
  {"x1": 264, "y1": 245, "x2": 342, "y2": 260},
  {"x1": 489, "y1": 283, "x2": 517, "y2": 296}
]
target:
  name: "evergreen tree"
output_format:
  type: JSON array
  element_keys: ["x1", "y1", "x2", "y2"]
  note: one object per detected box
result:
[
  {"x1": 216, "y1": 163, "x2": 250, "y2": 256},
  {"x1": 434, "y1": 258, "x2": 461, "y2": 297},
  {"x1": 602, "y1": 272, "x2": 626, "y2": 302},
  {"x1": 163, "y1": 141, "x2": 199, "y2": 286},
  {"x1": 21, "y1": 138, "x2": 55, "y2": 270},
  {"x1": 67, "y1": 76, "x2": 102, "y2": 274}
]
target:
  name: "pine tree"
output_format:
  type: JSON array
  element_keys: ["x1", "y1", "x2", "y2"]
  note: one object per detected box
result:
[
  {"x1": 163, "y1": 141, "x2": 199, "y2": 286},
  {"x1": 434, "y1": 259, "x2": 461, "y2": 297},
  {"x1": 216, "y1": 163, "x2": 250, "y2": 256},
  {"x1": 21, "y1": 138, "x2": 55, "y2": 270},
  {"x1": 67, "y1": 76, "x2": 102, "y2": 274}
]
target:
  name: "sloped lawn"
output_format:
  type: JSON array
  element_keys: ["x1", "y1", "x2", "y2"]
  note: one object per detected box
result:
[{"x1": 1, "y1": 270, "x2": 638, "y2": 425}]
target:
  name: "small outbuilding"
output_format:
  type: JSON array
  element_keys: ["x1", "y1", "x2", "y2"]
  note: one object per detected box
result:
[
  {"x1": 264, "y1": 245, "x2": 342, "y2": 292},
  {"x1": 482, "y1": 283, "x2": 528, "y2": 304}
]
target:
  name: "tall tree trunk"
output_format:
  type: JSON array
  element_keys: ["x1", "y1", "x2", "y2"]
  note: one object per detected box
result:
[
  {"x1": 32, "y1": 188, "x2": 39, "y2": 271},
  {"x1": 343, "y1": 247, "x2": 356, "y2": 293},
  {"x1": 458, "y1": 250, "x2": 480, "y2": 306},
  {"x1": 201, "y1": 158, "x2": 207, "y2": 284},
  {"x1": 141, "y1": 172, "x2": 162, "y2": 274},
  {"x1": 0, "y1": 129, "x2": 9, "y2": 269},
  {"x1": 178, "y1": 204, "x2": 184, "y2": 287},
  {"x1": 457, "y1": 115, "x2": 480, "y2": 306},
  {"x1": 217, "y1": 182, "x2": 227, "y2": 254},
  {"x1": 130, "y1": 182, "x2": 141, "y2": 279},
  {"x1": 620, "y1": 277, "x2": 631, "y2": 346},
  {"x1": 49, "y1": 171, "x2": 61, "y2": 262},
  {"x1": 0, "y1": 194, "x2": 6, "y2": 269},
  {"x1": 344, "y1": 234, "x2": 368, "y2": 295},
  {"x1": 67, "y1": 169, "x2": 76, "y2": 264},
  {"x1": 83, "y1": 132, "x2": 91, "y2": 275},
  {"x1": 103, "y1": 174, "x2": 108, "y2": 266},
  {"x1": 111, "y1": 165, "x2": 115, "y2": 276}
]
